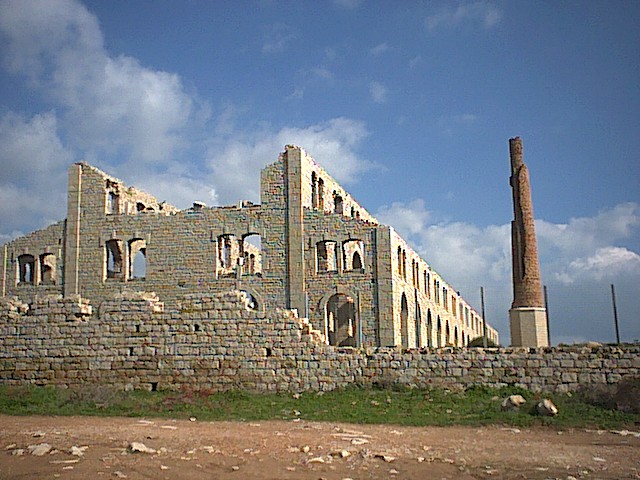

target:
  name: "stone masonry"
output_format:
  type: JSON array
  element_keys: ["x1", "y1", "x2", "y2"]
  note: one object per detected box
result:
[
  {"x1": 1, "y1": 145, "x2": 498, "y2": 349},
  {"x1": 0, "y1": 292, "x2": 636, "y2": 393}
]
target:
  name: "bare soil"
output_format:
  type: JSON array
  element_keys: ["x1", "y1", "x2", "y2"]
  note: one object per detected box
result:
[{"x1": 0, "y1": 415, "x2": 638, "y2": 479}]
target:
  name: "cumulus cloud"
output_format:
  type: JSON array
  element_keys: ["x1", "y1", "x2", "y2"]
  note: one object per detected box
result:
[
  {"x1": 0, "y1": 111, "x2": 72, "y2": 234},
  {"x1": 426, "y1": 2, "x2": 502, "y2": 33},
  {"x1": 206, "y1": 118, "x2": 371, "y2": 204},
  {"x1": 369, "y1": 81, "x2": 387, "y2": 103},
  {"x1": 0, "y1": 0, "x2": 201, "y2": 166},
  {"x1": 376, "y1": 200, "x2": 640, "y2": 344}
]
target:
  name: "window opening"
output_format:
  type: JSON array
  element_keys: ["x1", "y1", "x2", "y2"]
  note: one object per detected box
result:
[
  {"x1": 39, "y1": 253, "x2": 56, "y2": 285},
  {"x1": 333, "y1": 193, "x2": 343, "y2": 214},
  {"x1": 318, "y1": 178, "x2": 325, "y2": 210},
  {"x1": 18, "y1": 254, "x2": 35, "y2": 284},
  {"x1": 240, "y1": 290, "x2": 258, "y2": 310},
  {"x1": 105, "y1": 239, "x2": 124, "y2": 280},
  {"x1": 342, "y1": 239, "x2": 364, "y2": 272},
  {"x1": 326, "y1": 293, "x2": 357, "y2": 347},
  {"x1": 242, "y1": 234, "x2": 262, "y2": 276},
  {"x1": 316, "y1": 241, "x2": 338, "y2": 272},
  {"x1": 400, "y1": 293, "x2": 409, "y2": 348},
  {"x1": 437, "y1": 317, "x2": 442, "y2": 348},
  {"x1": 311, "y1": 172, "x2": 318, "y2": 209},
  {"x1": 415, "y1": 304, "x2": 422, "y2": 348},
  {"x1": 217, "y1": 234, "x2": 239, "y2": 277},
  {"x1": 129, "y1": 238, "x2": 147, "y2": 280}
]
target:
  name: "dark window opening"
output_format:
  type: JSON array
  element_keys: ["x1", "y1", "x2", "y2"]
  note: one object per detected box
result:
[
  {"x1": 18, "y1": 254, "x2": 35, "y2": 285},
  {"x1": 327, "y1": 293, "x2": 357, "y2": 347},
  {"x1": 400, "y1": 293, "x2": 409, "y2": 348},
  {"x1": 105, "y1": 240, "x2": 123, "y2": 280},
  {"x1": 150, "y1": 382, "x2": 158, "y2": 392},
  {"x1": 333, "y1": 193, "x2": 343, "y2": 214}
]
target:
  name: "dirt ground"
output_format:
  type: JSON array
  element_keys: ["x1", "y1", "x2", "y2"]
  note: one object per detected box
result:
[{"x1": 0, "y1": 415, "x2": 638, "y2": 480}]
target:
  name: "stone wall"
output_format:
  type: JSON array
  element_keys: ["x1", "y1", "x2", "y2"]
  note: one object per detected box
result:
[{"x1": 1, "y1": 292, "x2": 637, "y2": 393}]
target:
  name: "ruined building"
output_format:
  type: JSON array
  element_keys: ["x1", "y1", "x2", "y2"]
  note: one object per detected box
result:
[
  {"x1": 1, "y1": 145, "x2": 498, "y2": 348},
  {"x1": 508, "y1": 137, "x2": 548, "y2": 347}
]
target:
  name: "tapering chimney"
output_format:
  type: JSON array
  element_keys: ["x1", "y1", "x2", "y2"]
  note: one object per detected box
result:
[{"x1": 508, "y1": 137, "x2": 548, "y2": 347}]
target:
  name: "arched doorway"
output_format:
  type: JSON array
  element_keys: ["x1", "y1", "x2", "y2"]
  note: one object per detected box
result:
[
  {"x1": 326, "y1": 293, "x2": 357, "y2": 347},
  {"x1": 400, "y1": 293, "x2": 409, "y2": 348}
]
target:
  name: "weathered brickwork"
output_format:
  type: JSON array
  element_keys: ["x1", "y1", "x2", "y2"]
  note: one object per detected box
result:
[
  {"x1": 0, "y1": 292, "x2": 636, "y2": 393},
  {"x1": 1, "y1": 145, "x2": 498, "y2": 348}
]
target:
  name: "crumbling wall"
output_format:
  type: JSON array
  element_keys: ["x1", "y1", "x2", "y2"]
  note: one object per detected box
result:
[{"x1": 0, "y1": 291, "x2": 637, "y2": 393}]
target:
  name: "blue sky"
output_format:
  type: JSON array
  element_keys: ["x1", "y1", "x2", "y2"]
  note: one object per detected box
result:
[{"x1": 1, "y1": 0, "x2": 638, "y2": 345}]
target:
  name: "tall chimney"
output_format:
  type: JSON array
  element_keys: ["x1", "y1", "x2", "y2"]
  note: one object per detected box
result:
[{"x1": 508, "y1": 137, "x2": 548, "y2": 347}]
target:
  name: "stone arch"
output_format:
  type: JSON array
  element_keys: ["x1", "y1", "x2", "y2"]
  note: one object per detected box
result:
[
  {"x1": 454, "y1": 326, "x2": 459, "y2": 347},
  {"x1": 400, "y1": 292, "x2": 409, "y2": 348},
  {"x1": 17, "y1": 254, "x2": 35, "y2": 285},
  {"x1": 436, "y1": 316, "x2": 442, "y2": 348},
  {"x1": 426, "y1": 309, "x2": 433, "y2": 347},
  {"x1": 342, "y1": 239, "x2": 364, "y2": 271},
  {"x1": 333, "y1": 193, "x2": 344, "y2": 214},
  {"x1": 128, "y1": 238, "x2": 147, "y2": 279},
  {"x1": 239, "y1": 287, "x2": 264, "y2": 312},
  {"x1": 105, "y1": 239, "x2": 124, "y2": 280},
  {"x1": 324, "y1": 292, "x2": 357, "y2": 347},
  {"x1": 242, "y1": 233, "x2": 262, "y2": 276}
]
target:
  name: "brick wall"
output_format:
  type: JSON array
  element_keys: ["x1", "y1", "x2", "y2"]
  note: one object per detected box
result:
[{"x1": 1, "y1": 292, "x2": 636, "y2": 393}]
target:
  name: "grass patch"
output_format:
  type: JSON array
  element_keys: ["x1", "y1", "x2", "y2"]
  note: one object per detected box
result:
[{"x1": 0, "y1": 384, "x2": 637, "y2": 430}]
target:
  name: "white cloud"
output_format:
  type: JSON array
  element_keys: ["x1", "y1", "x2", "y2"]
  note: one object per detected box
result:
[
  {"x1": 426, "y1": 2, "x2": 503, "y2": 33},
  {"x1": 556, "y1": 247, "x2": 640, "y2": 284},
  {"x1": 369, "y1": 81, "x2": 387, "y2": 103},
  {"x1": 370, "y1": 43, "x2": 390, "y2": 55},
  {"x1": 0, "y1": 111, "x2": 72, "y2": 233},
  {"x1": 206, "y1": 117, "x2": 371, "y2": 204},
  {"x1": 375, "y1": 200, "x2": 640, "y2": 344},
  {"x1": 0, "y1": 0, "x2": 202, "y2": 166}
]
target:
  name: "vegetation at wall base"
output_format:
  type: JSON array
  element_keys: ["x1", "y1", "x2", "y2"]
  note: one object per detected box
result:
[{"x1": 0, "y1": 382, "x2": 637, "y2": 430}]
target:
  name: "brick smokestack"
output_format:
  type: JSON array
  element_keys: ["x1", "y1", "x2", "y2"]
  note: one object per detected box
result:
[{"x1": 509, "y1": 137, "x2": 544, "y2": 309}]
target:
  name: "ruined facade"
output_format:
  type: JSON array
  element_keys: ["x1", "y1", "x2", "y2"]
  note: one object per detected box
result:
[
  {"x1": 1, "y1": 145, "x2": 498, "y2": 348},
  {"x1": 509, "y1": 137, "x2": 548, "y2": 347}
]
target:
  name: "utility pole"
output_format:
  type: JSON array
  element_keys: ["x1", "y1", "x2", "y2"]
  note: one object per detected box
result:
[
  {"x1": 543, "y1": 285, "x2": 551, "y2": 346},
  {"x1": 611, "y1": 284, "x2": 621, "y2": 344}
]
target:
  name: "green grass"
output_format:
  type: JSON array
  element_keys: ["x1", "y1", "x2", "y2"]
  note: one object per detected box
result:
[{"x1": 0, "y1": 384, "x2": 637, "y2": 430}]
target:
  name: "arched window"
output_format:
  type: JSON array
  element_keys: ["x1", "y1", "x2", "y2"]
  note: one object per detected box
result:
[
  {"x1": 105, "y1": 240, "x2": 124, "y2": 280},
  {"x1": 240, "y1": 290, "x2": 259, "y2": 310},
  {"x1": 445, "y1": 321, "x2": 451, "y2": 346},
  {"x1": 129, "y1": 238, "x2": 147, "y2": 279},
  {"x1": 436, "y1": 316, "x2": 442, "y2": 348},
  {"x1": 326, "y1": 293, "x2": 357, "y2": 347},
  {"x1": 342, "y1": 239, "x2": 364, "y2": 272},
  {"x1": 17, "y1": 254, "x2": 35, "y2": 284},
  {"x1": 334, "y1": 194, "x2": 344, "y2": 214},
  {"x1": 318, "y1": 178, "x2": 325, "y2": 210},
  {"x1": 426, "y1": 309, "x2": 433, "y2": 347},
  {"x1": 242, "y1": 234, "x2": 262, "y2": 276},
  {"x1": 400, "y1": 293, "x2": 409, "y2": 348},
  {"x1": 397, "y1": 247, "x2": 403, "y2": 275}
]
